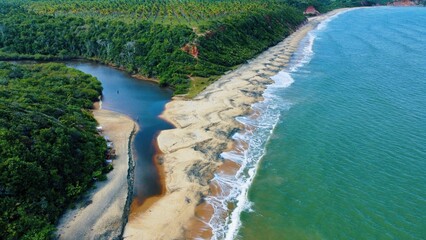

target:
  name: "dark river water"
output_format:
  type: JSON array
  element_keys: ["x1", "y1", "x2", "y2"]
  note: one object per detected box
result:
[{"x1": 66, "y1": 61, "x2": 173, "y2": 203}]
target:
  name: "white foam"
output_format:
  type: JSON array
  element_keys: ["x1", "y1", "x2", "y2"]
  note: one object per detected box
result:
[
  {"x1": 289, "y1": 9, "x2": 352, "y2": 73},
  {"x1": 270, "y1": 71, "x2": 295, "y2": 88},
  {"x1": 207, "y1": 10, "x2": 355, "y2": 239},
  {"x1": 207, "y1": 72, "x2": 295, "y2": 240},
  {"x1": 288, "y1": 32, "x2": 316, "y2": 72},
  {"x1": 316, "y1": 10, "x2": 347, "y2": 31}
]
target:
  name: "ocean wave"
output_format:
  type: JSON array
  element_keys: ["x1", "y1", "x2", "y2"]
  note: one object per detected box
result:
[
  {"x1": 207, "y1": 11, "x2": 349, "y2": 239},
  {"x1": 206, "y1": 71, "x2": 294, "y2": 240},
  {"x1": 288, "y1": 9, "x2": 352, "y2": 73},
  {"x1": 316, "y1": 10, "x2": 348, "y2": 31}
]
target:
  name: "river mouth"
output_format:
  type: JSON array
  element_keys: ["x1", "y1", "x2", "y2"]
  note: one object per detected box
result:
[{"x1": 65, "y1": 61, "x2": 173, "y2": 203}]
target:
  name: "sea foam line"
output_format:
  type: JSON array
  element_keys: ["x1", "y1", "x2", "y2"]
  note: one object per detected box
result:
[
  {"x1": 206, "y1": 72, "x2": 292, "y2": 240},
  {"x1": 206, "y1": 71, "x2": 295, "y2": 240},
  {"x1": 206, "y1": 10, "x2": 350, "y2": 240},
  {"x1": 289, "y1": 9, "x2": 354, "y2": 73}
]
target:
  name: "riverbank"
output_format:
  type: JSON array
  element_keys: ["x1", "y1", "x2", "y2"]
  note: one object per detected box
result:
[
  {"x1": 56, "y1": 109, "x2": 137, "y2": 239},
  {"x1": 123, "y1": 8, "x2": 352, "y2": 240}
]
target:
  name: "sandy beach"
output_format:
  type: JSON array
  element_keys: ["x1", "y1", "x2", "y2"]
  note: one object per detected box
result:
[
  {"x1": 56, "y1": 109, "x2": 136, "y2": 239},
  {"x1": 124, "y1": 8, "x2": 352, "y2": 240}
]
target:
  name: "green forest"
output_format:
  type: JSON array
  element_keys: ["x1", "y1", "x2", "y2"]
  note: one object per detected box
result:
[
  {"x1": 0, "y1": 62, "x2": 107, "y2": 239},
  {"x1": 0, "y1": 0, "x2": 422, "y2": 95},
  {"x1": 0, "y1": 0, "x2": 308, "y2": 95},
  {"x1": 0, "y1": 0, "x2": 411, "y2": 95},
  {"x1": 0, "y1": 1, "x2": 423, "y2": 239}
]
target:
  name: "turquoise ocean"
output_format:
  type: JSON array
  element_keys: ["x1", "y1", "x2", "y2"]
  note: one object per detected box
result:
[{"x1": 210, "y1": 7, "x2": 426, "y2": 240}]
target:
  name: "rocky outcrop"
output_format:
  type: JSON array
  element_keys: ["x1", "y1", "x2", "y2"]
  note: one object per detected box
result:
[{"x1": 181, "y1": 43, "x2": 199, "y2": 58}]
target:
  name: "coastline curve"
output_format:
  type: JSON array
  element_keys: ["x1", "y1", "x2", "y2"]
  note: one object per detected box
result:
[
  {"x1": 125, "y1": 7, "x2": 356, "y2": 240},
  {"x1": 208, "y1": 8, "x2": 357, "y2": 240}
]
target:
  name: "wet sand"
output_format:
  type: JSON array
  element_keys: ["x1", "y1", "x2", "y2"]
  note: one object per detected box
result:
[
  {"x1": 124, "y1": 8, "x2": 352, "y2": 240},
  {"x1": 128, "y1": 142, "x2": 167, "y2": 216}
]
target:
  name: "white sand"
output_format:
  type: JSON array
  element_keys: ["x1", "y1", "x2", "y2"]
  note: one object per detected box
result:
[
  {"x1": 124, "y1": 9, "x2": 353, "y2": 240},
  {"x1": 56, "y1": 109, "x2": 136, "y2": 239}
]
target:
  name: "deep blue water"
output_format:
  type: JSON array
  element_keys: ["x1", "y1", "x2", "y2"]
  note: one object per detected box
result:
[{"x1": 236, "y1": 7, "x2": 426, "y2": 240}]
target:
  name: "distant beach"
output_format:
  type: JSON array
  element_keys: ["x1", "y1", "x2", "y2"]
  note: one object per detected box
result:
[{"x1": 123, "y1": 8, "x2": 353, "y2": 240}]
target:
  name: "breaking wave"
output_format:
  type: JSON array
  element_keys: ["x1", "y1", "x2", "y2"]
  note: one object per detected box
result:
[{"x1": 206, "y1": 11, "x2": 349, "y2": 239}]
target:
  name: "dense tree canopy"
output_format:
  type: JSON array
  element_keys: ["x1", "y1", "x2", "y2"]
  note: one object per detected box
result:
[
  {"x1": 0, "y1": 0, "x2": 423, "y2": 239},
  {"x1": 0, "y1": 62, "x2": 107, "y2": 240},
  {"x1": 1, "y1": 1, "x2": 423, "y2": 95},
  {"x1": 0, "y1": 0, "x2": 307, "y2": 95}
]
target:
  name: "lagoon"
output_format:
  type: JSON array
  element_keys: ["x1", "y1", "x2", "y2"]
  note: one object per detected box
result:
[{"x1": 66, "y1": 62, "x2": 172, "y2": 203}]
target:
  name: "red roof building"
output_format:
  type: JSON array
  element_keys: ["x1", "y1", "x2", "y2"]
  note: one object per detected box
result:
[{"x1": 304, "y1": 6, "x2": 320, "y2": 15}]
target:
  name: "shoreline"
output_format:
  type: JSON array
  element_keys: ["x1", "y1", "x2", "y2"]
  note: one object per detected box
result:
[
  {"x1": 56, "y1": 108, "x2": 138, "y2": 239},
  {"x1": 123, "y1": 8, "x2": 354, "y2": 239},
  {"x1": 128, "y1": 138, "x2": 167, "y2": 215}
]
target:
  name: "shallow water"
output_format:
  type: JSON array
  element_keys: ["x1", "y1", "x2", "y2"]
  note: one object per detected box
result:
[
  {"x1": 231, "y1": 7, "x2": 426, "y2": 240},
  {"x1": 66, "y1": 62, "x2": 172, "y2": 202}
]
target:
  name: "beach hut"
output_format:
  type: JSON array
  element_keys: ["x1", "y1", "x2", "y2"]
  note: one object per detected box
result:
[{"x1": 304, "y1": 6, "x2": 320, "y2": 16}]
